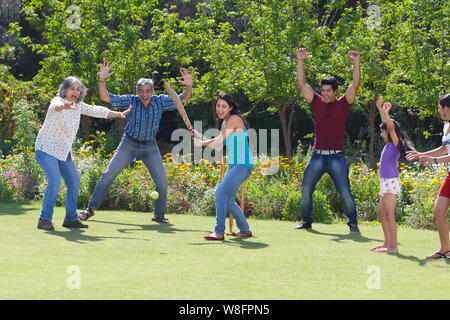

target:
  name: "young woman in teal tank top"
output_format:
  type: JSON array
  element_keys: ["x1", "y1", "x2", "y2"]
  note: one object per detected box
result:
[{"x1": 191, "y1": 92, "x2": 253, "y2": 240}]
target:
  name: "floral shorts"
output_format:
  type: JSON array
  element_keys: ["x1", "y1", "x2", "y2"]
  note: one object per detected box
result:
[{"x1": 379, "y1": 177, "x2": 401, "y2": 196}]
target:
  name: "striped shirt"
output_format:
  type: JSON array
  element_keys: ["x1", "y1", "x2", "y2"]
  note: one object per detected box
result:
[{"x1": 109, "y1": 92, "x2": 182, "y2": 141}]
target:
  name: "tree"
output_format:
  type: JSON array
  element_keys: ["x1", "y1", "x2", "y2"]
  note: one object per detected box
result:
[
  {"x1": 182, "y1": 0, "x2": 325, "y2": 157},
  {"x1": 8, "y1": 0, "x2": 191, "y2": 139},
  {"x1": 328, "y1": 0, "x2": 449, "y2": 168}
]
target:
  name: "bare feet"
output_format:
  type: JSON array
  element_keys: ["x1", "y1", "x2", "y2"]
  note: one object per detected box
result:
[
  {"x1": 204, "y1": 232, "x2": 225, "y2": 240},
  {"x1": 371, "y1": 244, "x2": 386, "y2": 251},
  {"x1": 374, "y1": 246, "x2": 398, "y2": 254}
]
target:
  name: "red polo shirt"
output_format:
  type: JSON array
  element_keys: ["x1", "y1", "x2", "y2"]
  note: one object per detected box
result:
[{"x1": 311, "y1": 93, "x2": 352, "y2": 151}]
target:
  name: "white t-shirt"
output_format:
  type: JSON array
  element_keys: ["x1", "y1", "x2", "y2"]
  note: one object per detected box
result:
[
  {"x1": 35, "y1": 96, "x2": 110, "y2": 161},
  {"x1": 442, "y1": 122, "x2": 450, "y2": 171}
]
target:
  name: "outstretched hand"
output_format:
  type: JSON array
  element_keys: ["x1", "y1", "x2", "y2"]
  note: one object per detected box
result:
[
  {"x1": 99, "y1": 62, "x2": 114, "y2": 81},
  {"x1": 348, "y1": 51, "x2": 361, "y2": 63},
  {"x1": 193, "y1": 137, "x2": 203, "y2": 147},
  {"x1": 383, "y1": 102, "x2": 392, "y2": 114},
  {"x1": 297, "y1": 48, "x2": 309, "y2": 61},
  {"x1": 179, "y1": 68, "x2": 193, "y2": 86},
  {"x1": 376, "y1": 96, "x2": 392, "y2": 115},
  {"x1": 376, "y1": 96, "x2": 384, "y2": 110},
  {"x1": 61, "y1": 101, "x2": 76, "y2": 110},
  {"x1": 405, "y1": 150, "x2": 421, "y2": 161},
  {"x1": 119, "y1": 105, "x2": 132, "y2": 119}
]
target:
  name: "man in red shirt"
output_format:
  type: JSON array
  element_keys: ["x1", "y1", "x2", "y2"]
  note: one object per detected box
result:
[{"x1": 295, "y1": 48, "x2": 361, "y2": 233}]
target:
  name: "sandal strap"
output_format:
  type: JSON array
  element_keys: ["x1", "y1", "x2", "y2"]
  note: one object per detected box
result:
[{"x1": 79, "y1": 208, "x2": 94, "y2": 221}]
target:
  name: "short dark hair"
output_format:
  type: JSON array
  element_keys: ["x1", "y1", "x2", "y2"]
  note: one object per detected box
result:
[
  {"x1": 321, "y1": 77, "x2": 338, "y2": 91},
  {"x1": 439, "y1": 93, "x2": 450, "y2": 108}
]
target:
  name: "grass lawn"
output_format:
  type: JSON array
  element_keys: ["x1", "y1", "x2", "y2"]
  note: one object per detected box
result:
[{"x1": 0, "y1": 202, "x2": 449, "y2": 300}]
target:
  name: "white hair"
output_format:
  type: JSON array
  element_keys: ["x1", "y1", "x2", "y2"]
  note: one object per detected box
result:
[
  {"x1": 136, "y1": 78, "x2": 154, "y2": 93},
  {"x1": 57, "y1": 76, "x2": 86, "y2": 103}
]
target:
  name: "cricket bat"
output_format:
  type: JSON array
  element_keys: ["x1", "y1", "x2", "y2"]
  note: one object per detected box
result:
[{"x1": 164, "y1": 82, "x2": 194, "y2": 132}]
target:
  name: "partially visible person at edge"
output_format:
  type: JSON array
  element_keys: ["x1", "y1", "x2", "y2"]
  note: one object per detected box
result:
[
  {"x1": 35, "y1": 76, "x2": 131, "y2": 231},
  {"x1": 295, "y1": 47, "x2": 361, "y2": 233},
  {"x1": 406, "y1": 94, "x2": 450, "y2": 259},
  {"x1": 79, "y1": 62, "x2": 193, "y2": 224},
  {"x1": 191, "y1": 92, "x2": 253, "y2": 240}
]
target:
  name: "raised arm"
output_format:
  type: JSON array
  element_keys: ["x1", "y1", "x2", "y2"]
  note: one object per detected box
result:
[
  {"x1": 382, "y1": 101, "x2": 399, "y2": 147},
  {"x1": 345, "y1": 51, "x2": 361, "y2": 105},
  {"x1": 179, "y1": 68, "x2": 193, "y2": 104},
  {"x1": 376, "y1": 96, "x2": 386, "y2": 122},
  {"x1": 296, "y1": 48, "x2": 315, "y2": 104},
  {"x1": 98, "y1": 62, "x2": 114, "y2": 104}
]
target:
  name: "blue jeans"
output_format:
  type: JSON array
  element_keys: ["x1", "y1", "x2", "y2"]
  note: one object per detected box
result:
[
  {"x1": 214, "y1": 164, "x2": 253, "y2": 235},
  {"x1": 301, "y1": 151, "x2": 358, "y2": 225},
  {"x1": 35, "y1": 150, "x2": 80, "y2": 221},
  {"x1": 88, "y1": 134, "x2": 168, "y2": 216}
]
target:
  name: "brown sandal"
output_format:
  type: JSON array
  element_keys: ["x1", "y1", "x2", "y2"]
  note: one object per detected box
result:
[
  {"x1": 226, "y1": 232, "x2": 252, "y2": 237},
  {"x1": 79, "y1": 208, "x2": 95, "y2": 221}
]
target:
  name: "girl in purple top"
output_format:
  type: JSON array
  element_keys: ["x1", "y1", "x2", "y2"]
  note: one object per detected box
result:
[{"x1": 374, "y1": 97, "x2": 414, "y2": 253}]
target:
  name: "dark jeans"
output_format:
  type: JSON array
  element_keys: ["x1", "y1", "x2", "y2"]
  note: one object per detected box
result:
[{"x1": 301, "y1": 151, "x2": 358, "y2": 225}]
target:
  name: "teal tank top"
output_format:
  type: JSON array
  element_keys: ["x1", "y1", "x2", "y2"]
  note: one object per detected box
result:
[{"x1": 222, "y1": 121, "x2": 253, "y2": 168}]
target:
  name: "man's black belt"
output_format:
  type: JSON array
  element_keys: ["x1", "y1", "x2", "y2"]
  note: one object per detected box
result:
[{"x1": 125, "y1": 133, "x2": 151, "y2": 144}]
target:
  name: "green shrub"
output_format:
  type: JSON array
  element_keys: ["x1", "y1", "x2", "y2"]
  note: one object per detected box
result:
[{"x1": 282, "y1": 190, "x2": 333, "y2": 223}]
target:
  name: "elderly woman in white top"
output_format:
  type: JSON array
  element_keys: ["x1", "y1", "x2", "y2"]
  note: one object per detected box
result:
[{"x1": 35, "y1": 76, "x2": 131, "y2": 231}]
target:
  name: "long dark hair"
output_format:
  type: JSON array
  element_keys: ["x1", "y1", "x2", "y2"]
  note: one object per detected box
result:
[
  {"x1": 215, "y1": 92, "x2": 249, "y2": 129},
  {"x1": 380, "y1": 119, "x2": 415, "y2": 160},
  {"x1": 439, "y1": 93, "x2": 450, "y2": 108}
]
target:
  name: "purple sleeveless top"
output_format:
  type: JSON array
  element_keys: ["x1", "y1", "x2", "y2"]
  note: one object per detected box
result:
[{"x1": 379, "y1": 142, "x2": 400, "y2": 179}]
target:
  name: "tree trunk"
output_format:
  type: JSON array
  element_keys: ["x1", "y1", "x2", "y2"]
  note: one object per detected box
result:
[
  {"x1": 367, "y1": 102, "x2": 377, "y2": 169},
  {"x1": 82, "y1": 116, "x2": 90, "y2": 141},
  {"x1": 117, "y1": 118, "x2": 124, "y2": 138},
  {"x1": 277, "y1": 105, "x2": 295, "y2": 158}
]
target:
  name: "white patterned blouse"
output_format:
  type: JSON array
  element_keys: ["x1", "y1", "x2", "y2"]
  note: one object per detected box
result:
[{"x1": 35, "y1": 96, "x2": 111, "y2": 161}]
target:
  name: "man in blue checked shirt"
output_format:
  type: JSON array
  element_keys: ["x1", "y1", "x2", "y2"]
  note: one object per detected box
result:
[{"x1": 79, "y1": 62, "x2": 193, "y2": 223}]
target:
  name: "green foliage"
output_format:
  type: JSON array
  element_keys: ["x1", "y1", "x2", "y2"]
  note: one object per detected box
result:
[
  {"x1": 246, "y1": 178, "x2": 290, "y2": 220},
  {"x1": 0, "y1": 169, "x2": 16, "y2": 201},
  {"x1": 1, "y1": 0, "x2": 449, "y2": 231},
  {"x1": 0, "y1": 137, "x2": 447, "y2": 230},
  {"x1": 11, "y1": 99, "x2": 38, "y2": 152},
  {"x1": 348, "y1": 163, "x2": 380, "y2": 221},
  {"x1": 0, "y1": 64, "x2": 48, "y2": 155},
  {"x1": 3, "y1": 99, "x2": 42, "y2": 200},
  {"x1": 9, "y1": 0, "x2": 190, "y2": 104},
  {"x1": 282, "y1": 189, "x2": 333, "y2": 223}
]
